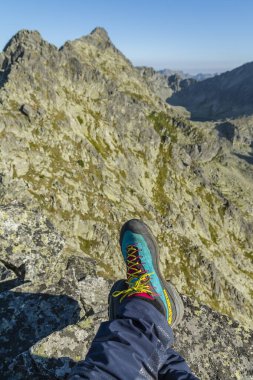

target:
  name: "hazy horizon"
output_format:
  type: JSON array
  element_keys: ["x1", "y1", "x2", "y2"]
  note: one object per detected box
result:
[{"x1": 134, "y1": 60, "x2": 246, "y2": 75}]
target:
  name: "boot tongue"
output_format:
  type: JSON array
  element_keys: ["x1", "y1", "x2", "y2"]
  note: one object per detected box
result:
[{"x1": 127, "y1": 245, "x2": 142, "y2": 283}]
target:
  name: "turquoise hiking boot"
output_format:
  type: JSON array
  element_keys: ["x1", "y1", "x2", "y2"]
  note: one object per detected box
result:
[{"x1": 109, "y1": 219, "x2": 184, "y2": 327}]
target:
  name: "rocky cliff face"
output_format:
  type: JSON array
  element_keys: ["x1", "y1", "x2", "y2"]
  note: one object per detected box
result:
[
  {"x1": 137, "y1": 66, "x2": 174, "y2": 101},
  {"x1": 137, "y1": 67, "x2": 195, "y2": 107},
  {"x1": 167, "y1": 62, "x2": 253, "y2": 120},
  {"x1": 0, "y1": 28, "x2": 253, "y2": 379}
]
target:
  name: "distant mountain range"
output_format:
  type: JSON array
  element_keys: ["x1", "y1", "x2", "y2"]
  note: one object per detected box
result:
[
  {"x1": 158, "y1": 69, "x2": 216, "y2": 81},
  {"x1": 166, "y1": 62, "x2": 253, "y2": 120}
]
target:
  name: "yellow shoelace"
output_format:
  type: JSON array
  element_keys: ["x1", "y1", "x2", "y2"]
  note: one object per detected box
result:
[{"x1": 112, "y1": 244, "x2": 154, "y2": 302}]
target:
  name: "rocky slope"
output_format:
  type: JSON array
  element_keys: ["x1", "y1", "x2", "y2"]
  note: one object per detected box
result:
[
  {"x1": 167, "y1": 62, "x2": 253, "y2": 120},
  {"x1": 0, "y1": 28, "x2": 253, "y2": 378}
]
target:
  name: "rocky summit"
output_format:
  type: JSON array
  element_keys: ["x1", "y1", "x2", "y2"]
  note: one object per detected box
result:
[{"x1": 0, "y1": 28, "x2": 252, "y2": 379}]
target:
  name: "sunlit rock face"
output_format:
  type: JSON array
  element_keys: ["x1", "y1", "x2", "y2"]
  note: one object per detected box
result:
[{"x1": 0, "y1": 28, "x2": 252, "y2": 379}]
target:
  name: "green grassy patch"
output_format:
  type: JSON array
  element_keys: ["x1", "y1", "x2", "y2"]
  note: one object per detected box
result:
[
  {"x1": 86, "y1": 135, "x2": 111, "y2": 159},
  {"x1": 77, "y1": 115, "x2": 84, "y2": 125},
  {"x1": 148, "y1": 111, "x2": 177, "y2": 143},
  {"x1": 77, "y1": 159, "x2": 84, "y2": 167},
  {"x1": 209, "y1": 223, "x2": 218, "y2": 244}
]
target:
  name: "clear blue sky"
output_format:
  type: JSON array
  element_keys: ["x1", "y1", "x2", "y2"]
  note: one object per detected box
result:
[{"x1": 0, "y1": 0, "x2": 252, "y2": 74}]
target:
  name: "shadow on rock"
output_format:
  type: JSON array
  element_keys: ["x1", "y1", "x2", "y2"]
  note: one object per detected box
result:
[
  {"x1": 0, "y1": 278, "x2": 29, "y2": 293},
  {"x1": 234, "y1": 152, "x2": 253, "y2": 165},
  {"x1": 215, "y1": 122, "x2": 236, "y2": 142},
  {"x1": 9, "y1": 354, "x2": 77, "y2": 380},
  {"x1": 0, "y1": 284, "x2": 80, "y2": 377}
]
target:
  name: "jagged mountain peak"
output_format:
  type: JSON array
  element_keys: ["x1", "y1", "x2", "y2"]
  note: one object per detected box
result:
[
  {"x1": 86, "y1": 26, "x2": 123, "y2": 56},
  {"x1": 60, "y1": 26, "x2": 129, "y2": 66},
  {"x1": 0, "y1": 29, "x2": 58, "y2": 90},
  {"x1": 90, "y1": 26, "x2": 110, "y2": 41},
  {"x1": 68, "y1": 26, "x2": 114, "y2": 51},
  {"x1": 2, "y1": 27, "x2": 112, "y2": 56},
  {"x1": 3, "y1": 29, "x2": 44, "y2": 52},
  {"x1": 0, "y1": 26, "x2": 158, "y2": 112}
]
